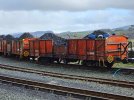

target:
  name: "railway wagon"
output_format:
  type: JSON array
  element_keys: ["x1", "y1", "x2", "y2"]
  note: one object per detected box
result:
[
  {"x1": 62, "y1": 35, "x2": 129, "y2": 68},
  {"x1": 12, "y1": 38, "x2": 37, "y2": 58},
  {"x1": 0, "y1": 40, "x2": 4, "y2": 54},
  {"x1": 29, "y1": 39, "x2": 53, "y2": 62},
  {"x1": 12, "y1": 40, "x2": 20, "y2": 55},
  {"x1": 6, "y1": 40, "x2": 12, "y2": 56},
  {"x1": 53, "y1": 45, "x2": 67, "y2": 63},
  {"x1": 2, "y1": 40, "x2": 7, "y2": 56},
  {"x1": 0, "y1": 40, "x2": 12, "y2": 56}
]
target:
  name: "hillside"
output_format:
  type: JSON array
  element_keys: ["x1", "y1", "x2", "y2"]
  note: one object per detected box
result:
[
  {"x1": 57, "y1": 31, "x2": 90, "y2": 39},
  {"x1": 113, "y1": 25, "x2": 134, "y2": 39},
  {"x1": 12, "y1": 31, "x2": 53, "y2": 38},
  {"x1": 58, "y1": 25, "x2": 134, "y2": 39},
  {"x1": 8, "y1": 25, "x2": 134, "y2": 39}
]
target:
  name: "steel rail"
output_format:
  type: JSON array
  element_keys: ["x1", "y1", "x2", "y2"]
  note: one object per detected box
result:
[
  {"x1": 0, "y1": 75, "x2": 133, "y2": 100},
  {"x1": 0, "y1": 64, "x2": 134, "y2": 89}
]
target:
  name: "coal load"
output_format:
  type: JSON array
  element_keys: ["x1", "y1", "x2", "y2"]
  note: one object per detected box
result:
[
  {"x1": 40, "y1": 33, "x2": 67, "y2": 45},
  {"x1": 4, "y1": 34, "x2": 14, "y2": 41},
  {"x1": 0, "y1": 35, "x2": 5, "y2": 40},
  {"x1": 83, "y1": 30, "x2": 110, "y2": 39},
  {"x1": 19, "y1": 32, "x2": 34, "y2": 40}
]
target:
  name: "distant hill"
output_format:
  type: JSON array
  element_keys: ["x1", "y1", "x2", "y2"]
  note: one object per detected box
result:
[
  {"x1": 32, "y1": 31, "x2": 54, "y2": 38},
  {"x1": 9, "y1": 25, "x2": 134, "y2": 39},
  {"x1": 58, "y1": 29, "x2": 114, "y2": 39},
  {"x1": 58, "y1": 31, "x2": 90, "y2": 39},
  {"x1": 12, "y1": 31, "x2": 53, "y2": 38},
  {"x1": 113, "y1": 25, "x2": 134, "y2": 38},
  {"x1": 114, "y1": 25, "x2": 134, "y2": 31},
  {"x1": 58, "y1": 25, "x2": 134, "y2": 39}
]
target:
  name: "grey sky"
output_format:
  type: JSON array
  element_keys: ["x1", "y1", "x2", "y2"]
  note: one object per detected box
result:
[
  {"x1": 0, "y1": 0, "x2": 134, "y2": 34},
  {"x1": 0, "y1": 0, "x2": 134, "y2": 11}
]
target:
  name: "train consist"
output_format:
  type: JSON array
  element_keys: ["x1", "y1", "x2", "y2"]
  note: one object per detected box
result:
[{"x1": 0, "y1": 34, "x2": 132, "y2": 68}]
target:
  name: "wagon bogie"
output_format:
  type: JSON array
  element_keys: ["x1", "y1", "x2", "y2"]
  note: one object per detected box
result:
[
  {"x1": 62, "y1": 58, "x2": 79, "y2": 64},
  {"x1": 38, "y1": 57, "x2": 54, "y2": 64}
]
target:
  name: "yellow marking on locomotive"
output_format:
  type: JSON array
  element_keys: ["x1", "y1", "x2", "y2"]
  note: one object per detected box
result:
[
  {"x1": 23, "y1": 51, "x2": 29, "y2": 57},
  {"x1": 107, "y1": 55, "x2": 114, "y2": 63}
]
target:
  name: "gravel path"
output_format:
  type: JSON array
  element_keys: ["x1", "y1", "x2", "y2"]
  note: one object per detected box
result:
[
  {"x1": 0, "y1": 83, "x2": 80, "y2": 100},
  {"x1": 0, "y1": 68, "x2": 134, "y2": 98},
  {"x1": 0, "y1": 56, "x2": 134, "y2": 82}
]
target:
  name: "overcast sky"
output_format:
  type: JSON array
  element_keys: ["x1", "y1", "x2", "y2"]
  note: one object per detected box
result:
[{"x1": 0, "y1": 0, "x2": 134, "y2": 34}]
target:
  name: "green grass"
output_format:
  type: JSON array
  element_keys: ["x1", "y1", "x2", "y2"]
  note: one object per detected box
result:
[
  {"x1": 113, "y1": 63, "x2": 134, "y2": 68},
  {"x1": 129, "y1": 39, "x2": 134, "y2": 42},
  {"x1": 59, "y1": 31, "x2": 89, "y2": 39}
]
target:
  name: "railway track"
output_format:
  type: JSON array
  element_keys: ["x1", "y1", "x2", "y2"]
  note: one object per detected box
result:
[
  {"x1": 0, "y1": 64, "x2": 134, "y2": 89},
  {"x1": 0, "y1": 74, "x2": 133, "y2": 100},
  {"x1": 36, "y1": 62, "x2": 134, "y2": 76},
  {"x1": 37, "y1": 62, "x2": 134, "y2": 71}
]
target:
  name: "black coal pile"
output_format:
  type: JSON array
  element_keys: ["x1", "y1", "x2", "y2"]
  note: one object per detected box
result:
[
  {"x1": 83, "y1": 30, "x2": 110, "y2": 39},
  {"x1": 19, "y1": 32, "x2": 34, "y2": 40},
  {"x1": 0, "y1": 35, "x2": 5, "y2": 40},
  {"x1": 4, "y1": 34, "x2": 14, "y2": 41},
  {"x1": 40, "y1": 33, "x2": 67, "y2": 45},
  {"x1": 92, "y1": 30, "x2": 107, "y2": 35}
]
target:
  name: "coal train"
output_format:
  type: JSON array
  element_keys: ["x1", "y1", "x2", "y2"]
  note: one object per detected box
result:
[{"x1": 0, "y1": 34, "x2": 132, "y2": 68}]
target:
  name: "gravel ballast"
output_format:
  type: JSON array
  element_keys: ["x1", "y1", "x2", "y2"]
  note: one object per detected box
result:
[
  {"x1": 0, "y1": 68, "x2": 134, "y2": 98},
  {"x1": 0, "y1": 83, "x2": 80, "y2": 100},
  {"x1": 0, "y1": 56, "x2": 133, "y2": 82}
]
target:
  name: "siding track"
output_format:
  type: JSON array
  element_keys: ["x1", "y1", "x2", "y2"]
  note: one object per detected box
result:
[
  {"x1": 0, "y1": 64, "x2": 134, "y2": 89},
  {"x1": 0, "y1": 74, "x2": 134, "y2": 100}
]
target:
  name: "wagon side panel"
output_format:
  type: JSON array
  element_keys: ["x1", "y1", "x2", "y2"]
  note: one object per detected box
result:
[
  {"x1": 68, "y1": 40, "x2": 77, "y2": 58},
  {"x1": 54, "y1": 45, "x2": 67, "y2": 58},
  {"x1": 29, "y1": 40, "x2": 34, "y2": 57},
  {"x1": 86, "y1": 39, "x2": 96, "y2": 60},
  {"x1": 106, "y1": 35, "x2": 128, "y2": 61},
  {"x1": 77, "y1": 40, "x2": 86, "y2": 60}
]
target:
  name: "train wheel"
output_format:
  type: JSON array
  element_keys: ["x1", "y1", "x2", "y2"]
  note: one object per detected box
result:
[
  {"x1": 122, "y1": 58, "x2": 128, "y2": 64},
  {"x1": 82, "y1": 60, "x2": 87, "y2": 66},
  {"x1": 39, "y1": 58, "x2": 50, "y2": 64},
  {"x1": 56, "y1": 59, "x2": 60, "y2": 64},
  {"x1": 105, "y1": 61, "x2": 114, "y2": 69},
  {"x1": 56, "y1": 59, "x2": 62, "y2": 64},
  {"x1": 63, "y1": 59, "x2": 68, "y2": 64}
]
